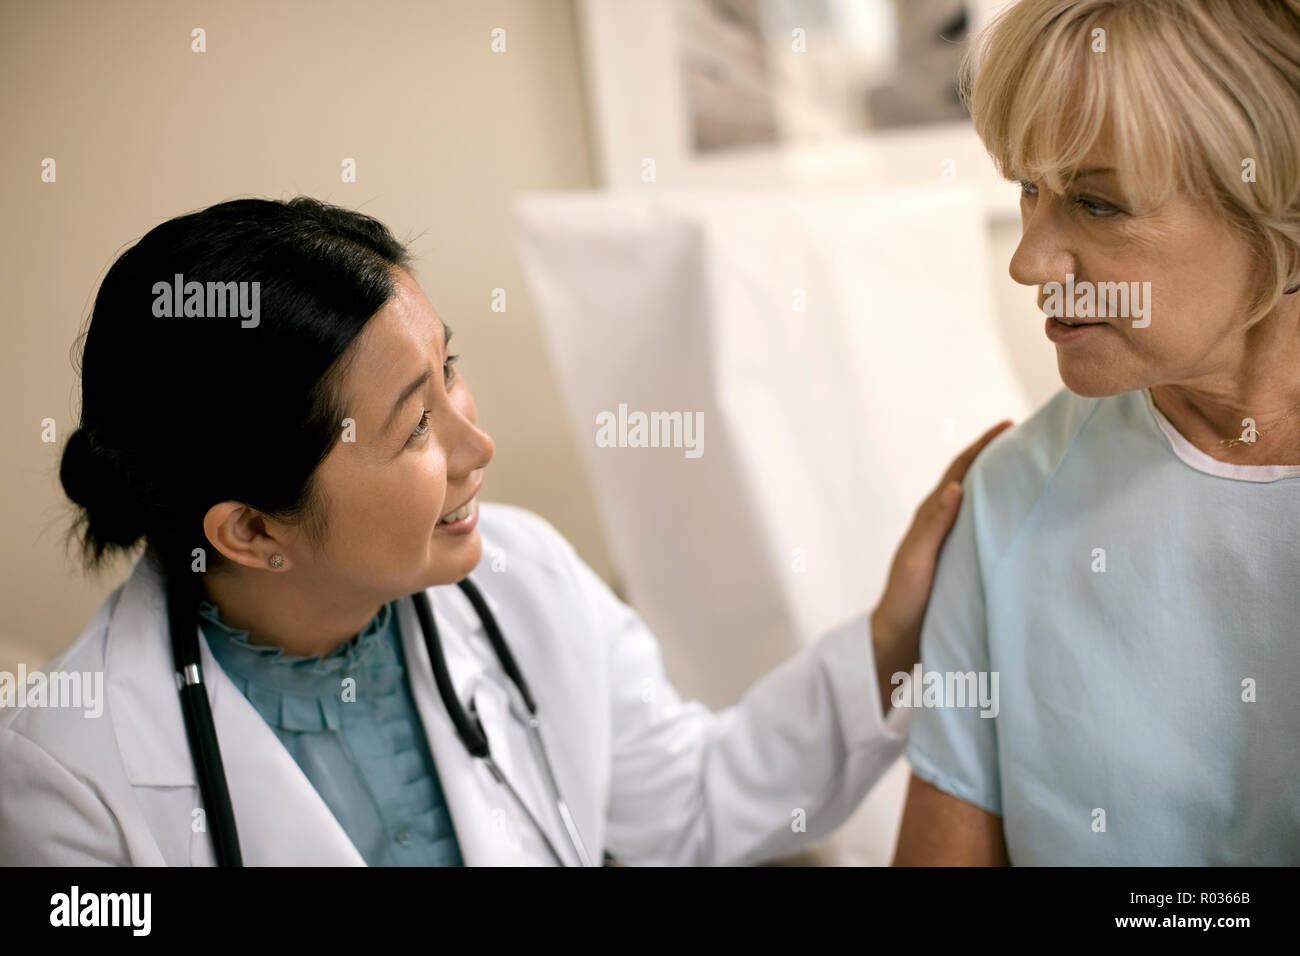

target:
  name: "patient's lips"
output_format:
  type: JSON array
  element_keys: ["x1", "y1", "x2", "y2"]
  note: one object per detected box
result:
[
  {"x1": 1040, "y1": 284, "x2": 1109, "y2": 343},
  {"x1": 1045, "y1": 315, "x2": 1106, "y2": 343}
]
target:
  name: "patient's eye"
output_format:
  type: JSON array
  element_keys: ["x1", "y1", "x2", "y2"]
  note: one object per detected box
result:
[
  {"x1": 1074, "y1": 194, "x2": 1119, "y2": 217},
  {"x1": 1018, "y1": 180, "x2": 1120, "y2": 218}
]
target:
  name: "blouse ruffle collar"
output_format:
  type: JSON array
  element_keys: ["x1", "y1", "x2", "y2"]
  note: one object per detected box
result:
[{"x1": 196, "y1": 598, "x2": 402, "y2": 732}]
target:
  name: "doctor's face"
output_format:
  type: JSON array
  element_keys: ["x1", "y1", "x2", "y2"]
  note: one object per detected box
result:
[{"x1": 305, "y1": 266, "x2": 495, "y2": 597}]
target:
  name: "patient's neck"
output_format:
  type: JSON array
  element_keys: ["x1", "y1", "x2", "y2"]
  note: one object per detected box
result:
[
  {"x1": 1149, "y1": 304, "x2": 1300, "y2": 466},
  {"x1": 1150, "y1": 384, "x2": 1300, "y2": 466}
]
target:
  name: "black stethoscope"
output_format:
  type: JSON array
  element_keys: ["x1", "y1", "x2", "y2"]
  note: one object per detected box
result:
[{"x1": 167, "y1": 574, "x2": 596, "y2": 867}]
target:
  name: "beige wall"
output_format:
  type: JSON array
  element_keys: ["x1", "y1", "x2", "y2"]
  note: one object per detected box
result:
[{"x1": 0, "y1": 0, "x2": 616, "y2": 671}]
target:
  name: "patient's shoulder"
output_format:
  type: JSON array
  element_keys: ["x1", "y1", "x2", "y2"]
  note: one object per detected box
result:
[
  {"x1": 964, "y1": 387, "x2": 1105, "y2": 547},
  {"x1": 971, "y1": 387, "x2": 1102, "y2": 487}
]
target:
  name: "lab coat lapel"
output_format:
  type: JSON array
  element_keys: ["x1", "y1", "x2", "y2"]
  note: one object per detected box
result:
[
  {"x1": 108, "y1": 557, "x2": 567, "y2": 866},
  {"x1": 399, "y1": 582, "x2": 572, "y2": 866},
  {"x1": 107, "y1": 558, "x2": 364, "y2": 866},
  {"x1": 196, "y1": 627, "x2": 365, "y2": 866}
]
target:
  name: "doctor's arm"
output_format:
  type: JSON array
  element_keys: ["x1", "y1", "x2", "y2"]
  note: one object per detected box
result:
[
  {"x1": 591, "y1": 422, "x2": 1010, "y2": 866},
  {"x1": 0, "y1": 728, "x2": 129, "y2": 865}
]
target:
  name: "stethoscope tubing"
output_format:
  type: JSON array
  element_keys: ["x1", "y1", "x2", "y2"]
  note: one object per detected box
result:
[
  {"x1": 414, "y1": 583, "x2": 594, "y2": 867},
  {"x1": 167, "y1": 580, "x2": 243, "y2": 867},
  {"x1": 170, "y1": 574, "x2": 591, "y2": 867}
]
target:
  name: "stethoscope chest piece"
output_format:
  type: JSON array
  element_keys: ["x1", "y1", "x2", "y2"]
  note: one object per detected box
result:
[{"x1": 422, "y1": 593, "x2": 594, "y2": 867}]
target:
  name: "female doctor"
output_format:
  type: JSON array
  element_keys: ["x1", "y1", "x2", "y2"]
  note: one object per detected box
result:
[{"x1": 0, "y1": 197, "x2": 1007, "y2": 866}]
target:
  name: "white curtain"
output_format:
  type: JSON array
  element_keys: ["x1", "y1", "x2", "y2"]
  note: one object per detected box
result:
[{"x1": 515, "y1": 184, "x2": 1030, "y2": 863}]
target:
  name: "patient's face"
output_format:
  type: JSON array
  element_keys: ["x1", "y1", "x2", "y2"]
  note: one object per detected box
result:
[{"x1": 1008, "y1": 150, "x2": 1268, "y2": 397}]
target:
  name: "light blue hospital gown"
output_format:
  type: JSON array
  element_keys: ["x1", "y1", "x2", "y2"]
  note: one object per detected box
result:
[{"x1": 905, "y1": 387, "x2": 1300, "y2": 864}]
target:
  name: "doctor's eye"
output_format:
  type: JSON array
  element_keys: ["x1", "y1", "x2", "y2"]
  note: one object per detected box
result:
[
  {"x1": 409, "y1": 409, "x2": 432, "y2": 442},
  {"x1": 444, "y1": 353, "x2": 459, "y2": 387},
  {"x1": 1018, "y1": 179, "x2": 1038, "y2": 198}
]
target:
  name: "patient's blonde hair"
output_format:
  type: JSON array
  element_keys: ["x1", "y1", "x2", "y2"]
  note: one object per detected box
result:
[{"x1": 960, "y1": 0, "x2": 1300, "y2": 324}]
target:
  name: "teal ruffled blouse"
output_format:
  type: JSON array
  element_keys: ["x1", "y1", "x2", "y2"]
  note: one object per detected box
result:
[{"x1": 197, "y1": 597, "x2": 464, "y2": 866}]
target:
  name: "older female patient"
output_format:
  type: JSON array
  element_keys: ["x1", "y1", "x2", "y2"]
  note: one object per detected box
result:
[{"x1": 895, "y1": 0, "x2": 1300, "y2": 864}]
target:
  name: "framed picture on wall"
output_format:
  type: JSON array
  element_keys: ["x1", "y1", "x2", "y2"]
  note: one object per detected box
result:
[{"x1": 576, "y1": 0, "x2": 1022, "y2": 219}]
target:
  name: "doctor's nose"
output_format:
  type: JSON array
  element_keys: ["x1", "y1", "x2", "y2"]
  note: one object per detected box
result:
[{"x1": 446, "y1": 414, "x2": 495, "y2": 477}]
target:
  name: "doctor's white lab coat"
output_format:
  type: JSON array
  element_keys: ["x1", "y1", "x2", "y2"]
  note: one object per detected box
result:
[{"x1": 0, "y1": 503, "x2": 908, "y2": 866}]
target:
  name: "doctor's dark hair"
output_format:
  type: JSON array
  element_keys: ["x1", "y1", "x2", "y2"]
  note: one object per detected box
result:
[{"x1": 59, "y1": 196, "x2": 412, "y2": 588}]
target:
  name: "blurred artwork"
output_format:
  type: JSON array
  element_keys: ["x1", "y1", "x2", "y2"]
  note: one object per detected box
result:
[
  {"x1": 866, "y1": 0, "x2": 970, "y2": 129},
  {"x1": 678, "y1": 0, "x2": 972, "y2": 153},
  {"x1": 678, "y1": 0, "x2": 781, "y2": 151}
]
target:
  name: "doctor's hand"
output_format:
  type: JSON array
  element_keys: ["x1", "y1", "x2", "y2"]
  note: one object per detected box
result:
[{"x1": 869, "y1": 419, "x2": 1013, "y2": 717}]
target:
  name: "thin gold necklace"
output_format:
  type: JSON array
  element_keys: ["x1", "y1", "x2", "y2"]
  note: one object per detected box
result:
[{"x1": 1217, "y1": 399, "x2": 1300, "y2": 448}]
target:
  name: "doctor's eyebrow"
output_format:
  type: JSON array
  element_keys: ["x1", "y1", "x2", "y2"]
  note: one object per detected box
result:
[{"x1": 380, "y1": 319, "x2": 451, "y2": 435}]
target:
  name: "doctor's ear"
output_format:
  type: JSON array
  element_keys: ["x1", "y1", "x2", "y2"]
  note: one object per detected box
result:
[{"x1": 202, "y1": 501, "x2": 295, "y2": 572}]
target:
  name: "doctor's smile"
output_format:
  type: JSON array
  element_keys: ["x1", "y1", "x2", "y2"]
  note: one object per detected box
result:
[{"x1": 434, "y1": 495, "x2": 479, "y2": 534}]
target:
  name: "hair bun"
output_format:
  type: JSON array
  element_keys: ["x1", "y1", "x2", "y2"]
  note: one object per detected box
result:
[{"x1": 60, "y1": 425, "x2": 148, "y2": 555}]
